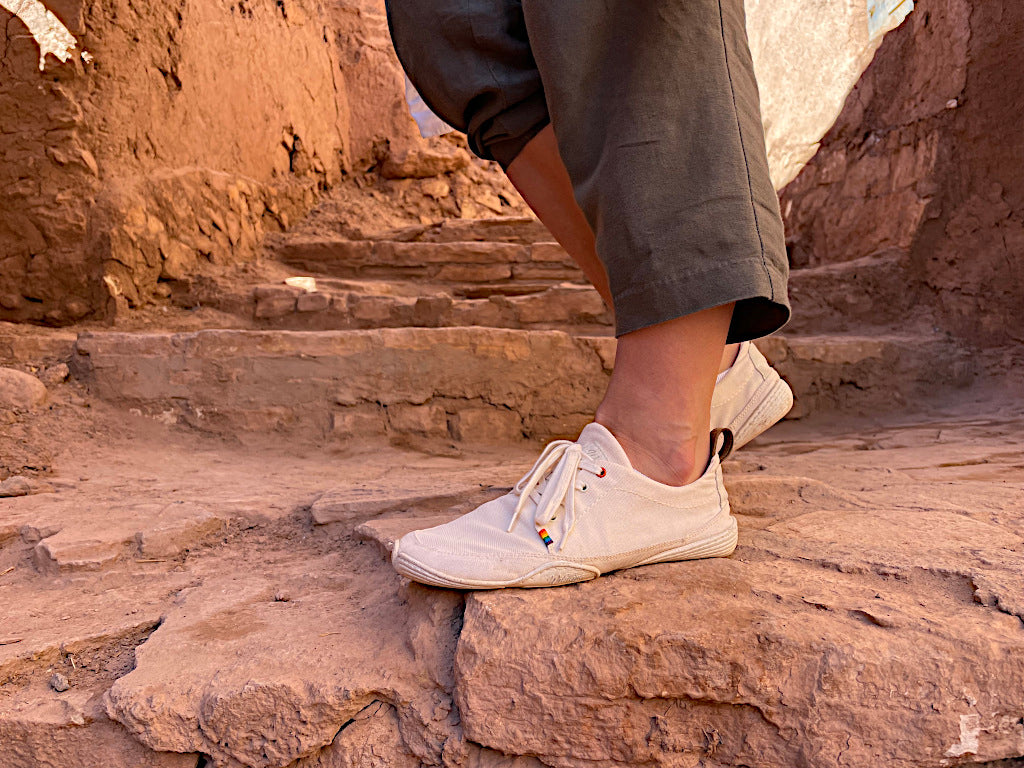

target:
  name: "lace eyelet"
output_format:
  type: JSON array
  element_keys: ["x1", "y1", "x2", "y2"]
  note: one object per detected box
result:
[
  {"x1": 597, "y1": 467, "x2": 606, "y2": 478},
  {"x1": 581, "y1": 483, "x2": 588, "y2": 491}
]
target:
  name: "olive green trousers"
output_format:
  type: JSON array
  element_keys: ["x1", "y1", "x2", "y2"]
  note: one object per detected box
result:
[{"x1": 386, "y1": 0, "x2": 790, "y2": 341}]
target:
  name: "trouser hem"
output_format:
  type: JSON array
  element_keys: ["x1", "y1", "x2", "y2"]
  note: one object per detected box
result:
[{"x1": 613, "y1": 256, "x2": 791, "y2": 344}]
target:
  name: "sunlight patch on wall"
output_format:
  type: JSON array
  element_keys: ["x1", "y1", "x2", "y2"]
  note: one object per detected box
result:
[{"x1": 1, "y1": 0, "x2": 92, "y2": 70}]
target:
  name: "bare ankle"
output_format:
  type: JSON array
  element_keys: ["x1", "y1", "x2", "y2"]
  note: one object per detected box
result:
[{"x1": 594, "y1": 408, "x2": 709, "y2": 486}]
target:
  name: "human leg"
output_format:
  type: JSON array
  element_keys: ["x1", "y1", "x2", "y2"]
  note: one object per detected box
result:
[
  {"x1": 384, "y1": 0, "x2": 792, "y2": 587},
  {"x1": 595, "y1": 304, "x2": 733, "y2": 485},
  {"x1": 504, "y1": 124, "x2": 741, "y2": 376},
  {"x1": 513, "y1": 0, "x2": 788, "y2": 480},
  {"x1": 519, "y1": 0, "x2": 789, "y2": 342}
]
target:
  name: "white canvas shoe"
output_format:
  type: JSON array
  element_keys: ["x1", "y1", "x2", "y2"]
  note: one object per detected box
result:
[
  {"x1": 391, "y1": 423, "x2": 736, "y2": 589},
  {"x1": 711, "y1": 341, "x2": 793, "y2": 450}
]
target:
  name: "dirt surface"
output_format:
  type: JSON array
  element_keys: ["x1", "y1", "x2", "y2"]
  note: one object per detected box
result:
[{"x1": 2, "y1": 1, "x2": 1023, "y2": 765}]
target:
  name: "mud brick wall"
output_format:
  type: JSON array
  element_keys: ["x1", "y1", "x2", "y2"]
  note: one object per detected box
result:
[{"x1": 0, "y1": 0, "x2": 426, "y2": 324}]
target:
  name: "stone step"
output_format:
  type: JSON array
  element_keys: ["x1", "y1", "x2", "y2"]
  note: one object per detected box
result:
[
  {"x1": 785, "y1": 252, "x2": 931, "y2": 334},
  {"x1": 0, "y1": 323, "x2": 77, "y2": 366},
  {"x1": 70, "y1": 328, "x2": 975, "y2": 443},
  {"x1": 249, "y1": 278, "x2": 613, "y2": 333},
  {"x1": 268, "y1": 236, "x2": 584, "y2": 282},
  {"x1": 376, "y1": 214, "x2": 552, "y2": 243},
  {"x1": 268, "y1": 237, "x2": 922, "y2": 336},
  {"x1": 375, "y1": 215, "x2": 552, "y2": 244}
]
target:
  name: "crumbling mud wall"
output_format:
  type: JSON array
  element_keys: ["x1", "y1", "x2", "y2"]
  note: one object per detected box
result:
[
  {"x1": 781, "y1": 0, "x2": 1024, "y2": 345},
  {"x1": 0, "y1": 0, "x2": 433, "y2": 324}
]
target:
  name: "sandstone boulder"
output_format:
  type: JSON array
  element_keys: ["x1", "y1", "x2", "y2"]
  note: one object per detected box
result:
[{"x1": 0, "y1": 367, "x2": 47, "y2": 409}]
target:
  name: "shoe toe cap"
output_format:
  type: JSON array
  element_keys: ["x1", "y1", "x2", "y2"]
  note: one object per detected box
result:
[{"x1": 392, "y1": 528, "x2": 557, "y2": 589}]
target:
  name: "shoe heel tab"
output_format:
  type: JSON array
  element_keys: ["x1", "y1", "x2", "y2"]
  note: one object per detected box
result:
[{"x1": 709, "y1": 427, "x2": 735, "y2": 463}]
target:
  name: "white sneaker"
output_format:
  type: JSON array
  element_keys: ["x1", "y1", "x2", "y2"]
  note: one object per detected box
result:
[
  {"x1": 711, "y1": 341, "x2": 793, "y2": 451},
  {"x1": 391, "y1": 423, "x2": 736, "y2": 589}
]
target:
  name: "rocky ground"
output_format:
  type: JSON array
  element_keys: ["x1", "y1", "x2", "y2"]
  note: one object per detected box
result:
[
  {"x1": 1, "y1": 324, "x2": 1023, "y2": 768},
  {"x1": 3, "y1": 0, "x2": 1023, "y2": 763},
  {"x1": 1, "y1": 192, "x2": 1024, "y2": 767}
]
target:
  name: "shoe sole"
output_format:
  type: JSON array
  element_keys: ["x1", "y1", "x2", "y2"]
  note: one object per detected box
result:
[
  {"x1": 392, "y1": 514, "x2": 738, "y2": 590},
  {"x1": 633, "y1": 514, "x2": 738, "y2": 568},
  {"x1": 729, "y1": 372, "x2": 794, "y2": 451}
]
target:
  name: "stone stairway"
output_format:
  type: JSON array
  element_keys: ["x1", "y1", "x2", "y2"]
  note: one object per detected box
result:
[
  {"x1": 253, "y1": 217, "x2": 611, "y2": 333},
  {"x1": 251, "y1": 217, "x2": 932, "y2": 335},
  {"x1": 70, "y1": 213, "x2": 976, "y2": 440},
  {"x1": 70, "y1": 327, "x2": 975, "y2": 444}
]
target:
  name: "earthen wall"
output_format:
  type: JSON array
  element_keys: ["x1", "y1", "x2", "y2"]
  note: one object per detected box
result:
[
  {"x1": 0, "y1": 0, "x2": 425, "y2": 324},
  {"x1": 781, "y1": 0, "x2": 1024, "y2": 344}
]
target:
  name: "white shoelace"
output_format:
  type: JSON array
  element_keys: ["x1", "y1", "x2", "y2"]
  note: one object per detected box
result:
[{"x1": 507, "y1": 440, "x2": 604, "y2": 552}]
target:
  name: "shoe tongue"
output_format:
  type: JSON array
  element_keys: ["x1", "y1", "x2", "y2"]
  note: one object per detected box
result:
[{"x1": 577, "y1": 422, "x2": 633, "y2": 469}]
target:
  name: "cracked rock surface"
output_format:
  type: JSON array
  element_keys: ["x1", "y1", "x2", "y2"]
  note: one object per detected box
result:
[{"x1": 2, "y1": 352, "x2": 1023, "y2": 767}]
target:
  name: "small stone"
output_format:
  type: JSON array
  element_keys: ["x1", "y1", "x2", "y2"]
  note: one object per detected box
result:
[
  {"x1": 50, "y1": 673, "x2": 70, "y2": 692},
  {"x1": 472, "y1": 187, "x2": 506, "y2": 213},
  {"x1": 284, "y1": 276, "x2": 317, "y2": 292},
  {"x1": 159, "y1": 239, "x2": 195, "y2": 281},
  {"x1": 380, "y1": 147, "x2": 469, "y2": 179},
  {"x1": 451, "y1": 407, "x2": 524, "y2": 442},
  {"x1": 0, "y1": 367, "x2": 47, "y2": 409},
  {"x1": 388, "y1": 403, "x2": 448, "y2": 436},
  {"x1": 412, "y1": 295, "x2": 453, "y2": 326},
  {"x1": 296, "y1": 292, "x2": 330, "y2": 312},
  {"x1": 0, "y1": 476, "x2": 32, "y2": 497},
  {"x1": 330, "y1": 409, "x2": 385, "y2": 438},
  {"x1": 253, "y1": 286, "x2": 298, "y2": 319},
  {"x1": 39, "y1": 363, "x2": 70, "y2": 386},
  {"x1": 420, "y1": 179, "x2": 450, "y2": 199},
  {"x1": 64, "y1": 299, "x2": 90, "y2": 319},
  {"x1": 349, "y1": 295, "x2": 398, "y2": 322},
  {"x1": 273, "y1": 591, "x2": 290, "y2": 602}
]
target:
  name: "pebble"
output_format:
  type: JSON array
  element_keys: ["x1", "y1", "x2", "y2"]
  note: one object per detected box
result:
[{"x1": 50, "y1": 672, "x2": 70, "y2": 692}]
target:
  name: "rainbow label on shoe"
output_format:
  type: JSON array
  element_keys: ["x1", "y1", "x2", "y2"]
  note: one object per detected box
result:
[{"x1": 538, "y1": 528, "x2": 554, "y2": 547}]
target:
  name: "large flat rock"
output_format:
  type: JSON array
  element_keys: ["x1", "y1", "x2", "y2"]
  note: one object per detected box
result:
[
  {"x1": 104, "y1": 549, "x2": 466, "y2": 768},
  {"x1": 446, "y1": 407, "x2": 1024, "y2": 768},
  {"x1": 455, "y1": 503, "x2": 1024, "y2": 768},
  {"x1": 457, "y1": 565, "x2": 1022, "y2": 768}
]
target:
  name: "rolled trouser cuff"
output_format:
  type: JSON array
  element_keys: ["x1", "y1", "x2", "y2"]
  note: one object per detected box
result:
[
  {"x1": 613, "y1": 255, "x2": 790, "y2": 343},
  {"x1": 523, "y1": 0, "x2": 790, "y2": 343},
  {"x1": 469, "y1": 96, "x2": 550, "y2": 169},
  {"x1": 385, "y1": 0, "x2": 550, "y2": 169}
]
